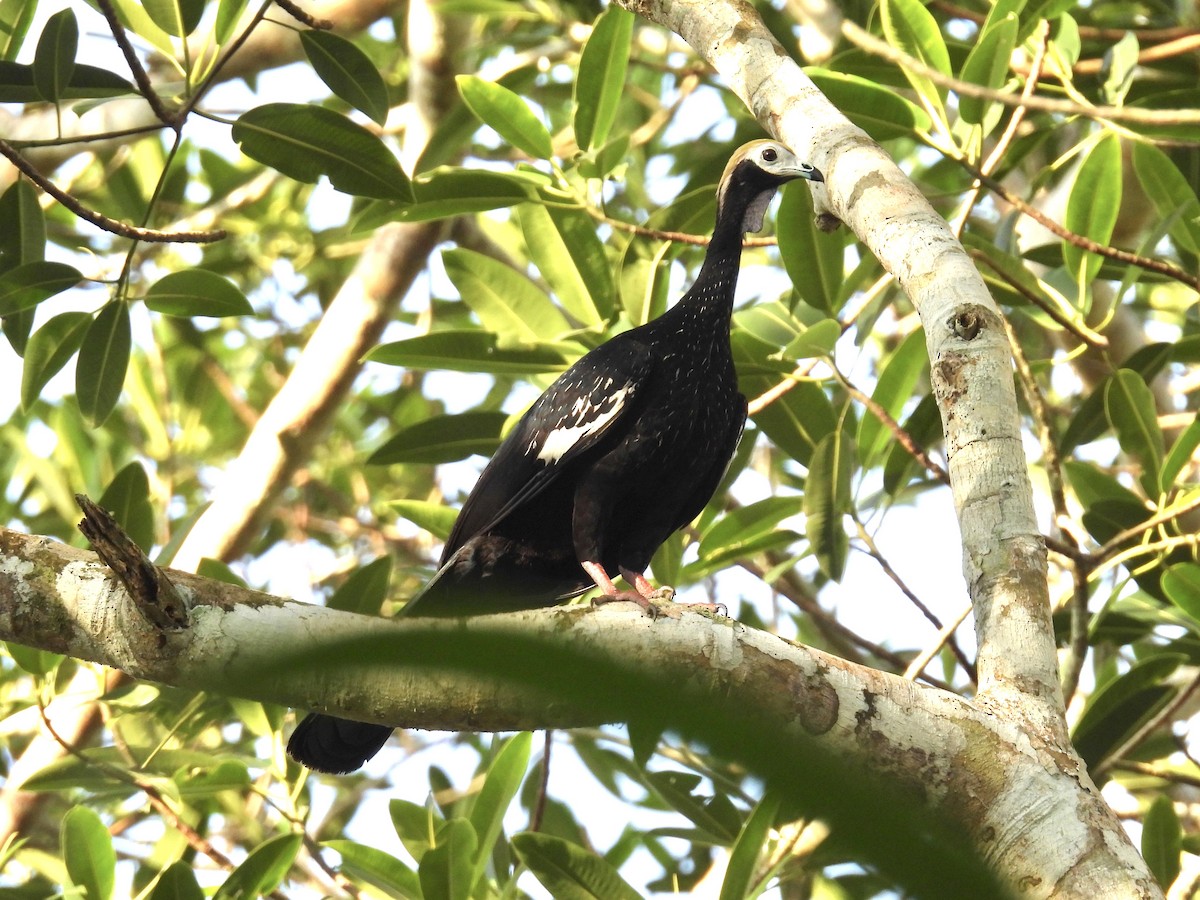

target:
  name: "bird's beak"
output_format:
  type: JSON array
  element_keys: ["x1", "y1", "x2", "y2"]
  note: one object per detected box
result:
[{"x1": 788, "y1": 162, "x2": 824, "y2": 184}]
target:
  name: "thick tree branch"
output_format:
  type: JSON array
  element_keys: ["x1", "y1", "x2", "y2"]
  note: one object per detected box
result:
[{"x1": 0, "y1": 525, "x2": 1158, "y2": 898}]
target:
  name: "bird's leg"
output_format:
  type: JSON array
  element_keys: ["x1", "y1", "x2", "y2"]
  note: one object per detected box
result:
[
  {"x1": 583, "y1": 561, "x2": 725, "y2": 618},
  {"x1": 619, "y1": 566, "x2": 726, "y2": 616},
  {"x1": 583, "y1": 561, "x2": 663, "y2": 618}
]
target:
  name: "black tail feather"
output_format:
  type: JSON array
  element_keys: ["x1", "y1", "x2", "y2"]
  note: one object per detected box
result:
[{"x1": 286, "y1": 713, "x2": 393, "y2": 774}]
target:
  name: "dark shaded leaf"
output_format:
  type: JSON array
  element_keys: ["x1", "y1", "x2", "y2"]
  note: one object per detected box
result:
[
  {"x1": 76, "y1": 301, "x2": 131, "y2": 426},
  {"x1": 142, "y1": 0, "x2": 204, "y2": 37},
  {"x1": 149, "y1": 862, "x2": 205, "y2": 900},
  {"x1": 1132, "y1": 142, "x2": 1200, "y2": 255},
  {"x1": 301, "y1": 29, "x2": 390, "y2": 126},
  {"x1": 858, "y1": 328, "x2": 926, "y2": 468},
  {"x1": 97, "y1": 461, "x2": 154, "y2": 553},
  {"x1": 1162, "y1": 564, "x2": 1200, "y2": 626},
  {"x1": 468, "y1": 733, "x2": 531, "y2": 884},
  {"x1": 513, "y1": 832, "x2": 642, "y2": 900},
  {"x1": 367, "y1": 331, "x2": 569, "y2": 375},
  {"x1": 720, "y1": 792, "x2": 779, "y2": 900},
  {"x1": 32, "y1": 8, "x2": 76, "y2": 104},
  {"x1": 749, "y1": 381, "x2": 838, "y2": 467},
  {"x1": 1142, "y1": 794, "x2": 1182, "y2": 889},
  {"x1": 232, "y1": 103, "x2": 412, "y2": 201},
  {"x1": 20, "y1": 311, "x2": 90, "y2": 410},
  {"x1": 419, "y1": 819, "x2": 477, "y2": 900},
  {"x1": 145, "y1": 269, "x2": 255, "y2": 318},
  {"x1": 0, "y1": 260, "x2": 82, "y2": 316},
  {"x1": 0, "y1": 60, "x2": 134, "y2": 101},
  {"x1": 805, "y1": 430, "x2": 855, "y2": 580},
  {"x1": 776, "y1": 181, "x2": 843, "y2": 312},
  {"x1": 212, "y1": 833, "x2": 302, "y2": 900},
  {"x1": 958, "y1": 13, "x2": 1017, "y2": 125},
  {"x1": 329, "y1": 557, "x2": 393, "y2": 616},
  {"x1": 369, "y1": 411, "x2": 509, "y2": 465},
  {"x1": 1072, "y1": 653, "x2": 1184, "y2": 769}
]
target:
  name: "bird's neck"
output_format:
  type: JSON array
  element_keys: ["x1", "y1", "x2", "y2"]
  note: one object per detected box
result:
[{"x1": 680, "y1": 199, "x2": 749, "y2": 315}]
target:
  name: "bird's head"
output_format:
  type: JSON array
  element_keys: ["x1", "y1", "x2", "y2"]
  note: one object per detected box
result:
[{"x1": 717, "y1": 140, "x2": 824, "y2": 235}]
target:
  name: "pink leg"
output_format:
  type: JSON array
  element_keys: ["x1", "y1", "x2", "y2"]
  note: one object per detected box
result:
[{"x1": 582, "y1": 561, "x2": 725, "y2": 618}]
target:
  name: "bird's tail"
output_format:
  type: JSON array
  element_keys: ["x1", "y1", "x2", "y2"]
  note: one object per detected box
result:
[{"x1": 286, "y1": 712, "x2": 393, "y2": 774}]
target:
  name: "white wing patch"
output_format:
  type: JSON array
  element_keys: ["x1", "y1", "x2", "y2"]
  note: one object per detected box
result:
[{"x1": 536, "y1": 385, "x2": 632, "y2": 464}]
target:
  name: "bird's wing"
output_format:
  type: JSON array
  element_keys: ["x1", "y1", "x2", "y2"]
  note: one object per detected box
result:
[
  {"x1": 440, "y1": 337, "x2": 656, "y2": 560},
  {"x1": 671, "y1": 394, "x2": 748, "y2": 533}
]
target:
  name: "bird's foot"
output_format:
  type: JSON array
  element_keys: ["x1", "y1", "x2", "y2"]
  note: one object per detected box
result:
[
  {"x1": 591, "y1": 586, "x2": 726, "y2": 620},
  {"x1": 592, "y1": 589, "x2": 666, "y2": 619}
]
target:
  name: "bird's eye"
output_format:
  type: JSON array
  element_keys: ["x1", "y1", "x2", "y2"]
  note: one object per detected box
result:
[{"x1": 762, "y1": 147, "x2": 778, "y2": 162}]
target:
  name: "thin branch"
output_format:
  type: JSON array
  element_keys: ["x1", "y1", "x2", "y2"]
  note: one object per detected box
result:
[
  {"x1": 272, "y1": 0, "x2": 334, "y2": 29},
  {"x1": 966, "y1": 166, "x2": 1200, "y2": 292},
  {"x1": 1094, "y1": 493, "x2": 1200, "y2": 567},
  {"x1": 842, "y1": 20, "x2": 1200, "y2": 128},
  {"x1": 903, "y1": 603, "x2": 973, "y2": 682},
  {"x1": 92, "y1": 0, "x2": 180, "y2": 128},
  {"x1": 0, "y1": 140, "x2": 226, "y2": 243},
  {"x1": 969, "y1": 250, "x2": 1110, "y2": 350},
  {"x1": 590, "y1": 208, "x2": 778, "y2": 248}
]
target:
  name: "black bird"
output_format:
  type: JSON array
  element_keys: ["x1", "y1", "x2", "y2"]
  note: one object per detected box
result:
[{"x1": 288, "y1": 140, "x2": 823, "y2": 773}]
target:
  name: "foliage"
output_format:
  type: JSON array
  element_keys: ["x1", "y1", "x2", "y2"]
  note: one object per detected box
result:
[{"x1": 0, "y1": 0, "x2": 1198, "y2": 895}]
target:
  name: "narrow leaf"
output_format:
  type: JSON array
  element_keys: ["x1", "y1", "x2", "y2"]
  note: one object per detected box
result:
[
  {"x1": 1162, "y1": 563, "x2": 1200, "y2": 626},
  {"x1": 879, "y1": 0, "x2": 950, "y2": 127},
  {"x1": 62, "y1": 807, "x2": 115, "y2": 900},
  {"x1": 457, "y1": 75, "x2": 553, "y2": 159},
  {"x1": 958, "y1": 13, "x2": 1017, "y2": 125},
  {"x1": 232, "y1": 103, "x2": 413, "y2": 201},
  {"x1": 1104, "y1": 369, "x2": 1164, "y2": 495},
  {"x1": 419, "y1": 819, "x2": 478, "y2": 900},
  {"x1": 367, "y1": 330, "x2": 569, "y2": 375},
  {"x1": 329, "y1": 557, "x2": 393, "y2": 616},
  {"x1": 573, "y1": 6, "x2": 633, "y2": 151},
  {"x1": 368, "y1": 411, "x2": 509, "y2": 465},
  {"x1": 149, "y1": 861, "x2": 205, "y2": 900},
  {"x1": 443, "y1": 247, "x2": 569, "y2": 343},
  {"x1": 804, "y1": 68, "x2": 932, "y2": 141},
  {"x1": 518, "y1": 203, "x2": 612, "y2": 326},
  {"x1": 355, "y1": 168, "x2": 540, "y2": 228},
  {"x1": 468, "y1": 733, "x2": 532, "y2": 884},
  {"x1": 32, "y1": 8, "x2": 76, "y2": 104},
  {"x1": 1132, "y1": 142, "x2": 1200, "y2": 255},
  {"x1": 300, "y1": 30, "x2": 390, "y2": 126},
  {"x1": 145, "y1": 269, "x2": 255, "y2": 317},
  {"x1": 213, "y1": 833, "x2": 302, "y2": 900},
  {"x1": 21, "y1": 310, "x2": 90, "y2": 409},
  {"x1": 324, "y1": 840, "x2": 421, "y2": 895},
  {"x1": 776, "y1": 181, "x2": 843, "y2": 312},
  {"x1": 76, "y1": 301, "x2": 131, "y2": 426},
  {"x1": 1142, "y1": 794, "x2": 1182, "y2": 889},
  {"x1": 0, "y1": 0, "x2": 37, "y2": 61},
  {"x1": 1162, "y1": 414, "x2": 1200, "y2": 489},
  {"x1": 512, "y1": 832, "x2": 642, "y2": 900},
  {"x1": 720, "y1": 793, "x2": 781, "y2": 900},
  {"x1": 804, "y1": 430, "x2": 855, "y2": 580},
  {"x1": 1064, "y1": 133, "x2": 1122, "y2": 285},
  {"x1": 0, "y1": 260, "x2": 82, "y2": 315},
  {"x1": 858, "y1": 329, "x2": 927, "y2": 467}
]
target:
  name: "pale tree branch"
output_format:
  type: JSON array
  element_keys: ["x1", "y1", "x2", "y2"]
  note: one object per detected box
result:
[{"x1": 612, "y1": 0, "x2": 1159, "y2": 895}]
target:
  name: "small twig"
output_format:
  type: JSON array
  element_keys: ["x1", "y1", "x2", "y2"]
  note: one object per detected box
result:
[
  {"x1": 92, "y1": 0, "x2": 179, "y2": 129},
  {"x1": 0, "y1": 141, "x2": 226, "y2": 244},
  {"x1": 745, "y1": 360, "x2": 820, "y2": 416},
  {"x1": 842, "y1": 20, "x2": 1200, "y2": 127},
  {"x1": 1039, "y1": 33, "x2": 1200, "y2": 77},
  {"x1": 966, "y1": 166, "x2": 1200, "y2": 292},
  {"x1": 76, "y1": 494, "x2": 190, "y2": 631},
  {"x1": 832, "y1": 369, "x2": 950, "y2": 485},
  {"x1": 590, "y1": 209, "x2": 777, "y2": 248},
  {"x1": 1093, "y1": 493, "x2": 1200, "y2": 567},
  {"x1": 903, "y1": 603, "x2": 973, "y2": 682},
  {"x1": 969, "y1": 251, "x2": 1110, "y2": 350},
  {"x1": 272, "y1": 0, "x2": 334, "y2": 29}
]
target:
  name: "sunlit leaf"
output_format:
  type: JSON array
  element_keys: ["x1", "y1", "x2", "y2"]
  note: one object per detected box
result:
[
  {"x1": 141, "y1": 0, "x2": 204, "y2": 37},
  {"x1": 388, "y1": 500, "x2": 459, "y2": 542},
  {"x1": 367, "y1": 331, "x2": 569, "y2": 375},
  {"x1": 443, "y1": 247, "x2": 570, "y2": 343},
  {"x1": 879, "y1": 0, "x2": 950, "y2": 127},
  {"x1": 355, "y1": 168, "x2": 541, "y2": 228},
  {"x1": 574, "y1": 6, "x2": 633, "y2": 151},
  {"x1": 958, "y1": 13, "x2": 1017, "y2": 125},
  {"x1": 805, "y1": 68, "x2": 932, "y2": 141},
  {"x1": 1105, "y1": 369, "x2": 1164, "y2": 495},
  {"x1": 858, "y1": 329, "x2": 927, "y2": 467},
  {"x1": 457, "y1": 75, "x2": 553, "y2": 159},
  {"x1": 419, "y1": 819, "x2": 477, "y2": 900},
  {"x1": 468, "y1": 733, "x2": 531, "y2": 885},
  {"x1": 518, "y1": 203, "x2": 613, "y2": 326},
  {"x1": 149, "y1": 861, "x2": 205, "y2": 900},
  {"x1": 62, "y1": 807, "x2": 115, "y2": 900},
  {"x1": 212, "y1": 833, "x2": 302, "y2": 900},
  {"x1": 145, "y1": 269, "x2": 255, "y2": 317},
  {"x1": 1162, "y1": 564, "x2": 1200, "y2": 626},
  {"x1": 324, "y1": 840, "x2": 421, "y2": 895},
  {"x1": 720, "y1": 792, "x2": 780, "y2": 900},
  {"x1": 1131, "y1": 142, "x2": 1200, "y2": 255},
  {"x1": 1064, "y1": 133, "x2": 1122, "y2": 285}
]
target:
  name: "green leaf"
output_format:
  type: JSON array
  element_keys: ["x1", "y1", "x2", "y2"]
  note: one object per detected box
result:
[
  {"x1": 573, "y1": 6, "x2": 633, "y2": 151},
  {"x1": 518, "y1": 203, "x2": 613, "y2": 326},
  {"x1": 1162, "y1": 563, "x2": 1200, "y2": 626},
  {"x1": 512, "y1": 832, "x2": 642, "y2": 900},
  {"x1": 1064, "y1": 133, "x2": 1122, "y2": 284},
  {"x1": 0, "y1": 60, "x2": 134, "y2": 101},
  {"x1": 21, "y1": 311, "x2": 90, "y2": 410},
  {"x1": 457, "y1": 75, "x2": 553, "y2": 159},
  {"x1": 76, "y1": 301, "x2": 131, "y2": 426},
  {"x1": 32, "y1": 8, "x2": 76, "y2": 104},
  {"x1": 468, "y1": 733, "x2": 531, "y2": 884},
  {"x1": 300, "y1": 30, "x2": 390, "y2": 126},
  {"x1": 776, "y1": 181, "x2": 843, "y2": 312},
  {"x1": 443, "y1": 247, "x2": 570, "y2": 343},
  {"x1": 1072, "y1": 653, "x2": 1185, "y2": 768},
  {"x1": 324, "y1": 840, "x2": 421, "y2": 895},
  {"x1": 698, "y1": 497, "x2": 801, "y2": 574},
  {"x1": 98, "y1": 461, "x2": 154, "y2": 553},
  {"x1": 145, "y1": 269, "x2": 255, "y2": 317},
  {"x1": 958, "y1": 13, "x2": 1017, "y2": 125},
  {"x1": 646, "y1": 770, "x2": 742, "y2": 843},
  {"x1": 1162, "y1": 414, "x2": 1200, "y2": 489},
  {"x1": 1062, "y1": 343, "x2": 1172, "y2": 452},
  {"x1": 0, "y1": 260, "x2": 82, "y2": 315},
  {"x1": 804, "y1": 68, "x2": 932, "y2": 141},
  {"x1": 368, "y1": 411, "x2": 509, "y2": 465},
  {"x1": 0, "y1": 178, "x2": 45, "y2": 275},
  {"x1": 141, "y1": 0, "x2": 205, "y2": 37},
  {"x1": 6, "y1": 641, "x2": 64, "y2": 675},
  {"x1": 390, "y1": 797, "x2": 444, "y2": 862},
  {"x1": 0, "y1": 0, "x2": 37, "y2": 61},
  {"x1": 720, "y1": 792, "x2": 780, "y2": 900},
  {"x1": 1105, "y1": 369, "x2": 1164, "y2": 495},
  {"x1": 232, "y1": 103, "x2": 413, "y2": 201},
  {"x1": 213, "y1": 832, "x2": 302, "y2": 900},
  {"x1": 1132, "y1": 142, "x2": 1200, "y2": 255},
  {"x1": 149, "y1": 861, "x2": 205, "y2": 900},
  {"x1": 388, "y1": 500, "x2": 459, "y2": 542},
  {"x1": 858, "y1": 329, "x2": 927, "y2": 467},
  {"x1": 367, "y1": 330, "x2": 569, "y2": 375},
  {"x1": 804, "y1": 430, "x2": 855, "y2": 580},
  {"x1": 1142, "y1": 794, "x2": 1182, "y2": 889},
  {"x1": 1101, "y1": 31, "x2": 1138, "y2": 105},
  {"x1": 62, "y1": 807, "x2": 115, "y2": 900},
  {"x1": 329, "y1": 557, "x2": 393, "y2": 616},
  {"x1": 355, "y1": 168, "x2": 541, "y2": 228},
  {"x1": 419, "y1": 819, "x2": 478, "y2": 900},
  {"x1": 214, "y1": 0, "x2": 251, "y2": 43},
  {"x1": 749, "y1": 381, "x2": 837, "y2": 467},
  {"x1": 879, "y1": 0, "x2": 950, "y2": 127}
]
